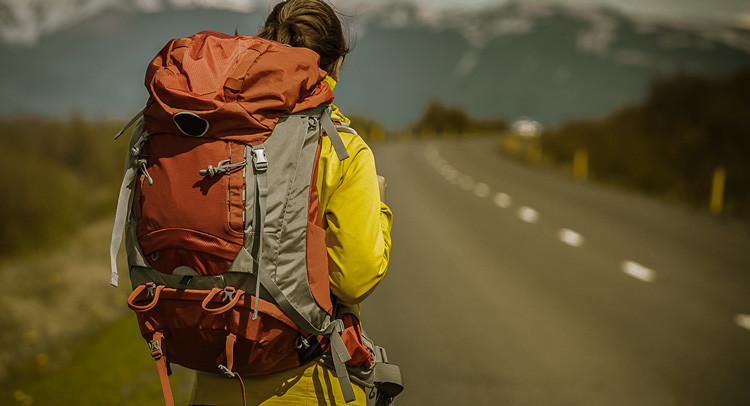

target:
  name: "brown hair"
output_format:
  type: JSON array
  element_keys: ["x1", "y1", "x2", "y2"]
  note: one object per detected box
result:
[{"x1": 258, "y1": 0, "x2": 349, "y2": 75}]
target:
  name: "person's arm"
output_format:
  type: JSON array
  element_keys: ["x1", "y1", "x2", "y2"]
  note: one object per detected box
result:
[{"x1": 324, "y1": 145, "x2": 392, "y2": 305}]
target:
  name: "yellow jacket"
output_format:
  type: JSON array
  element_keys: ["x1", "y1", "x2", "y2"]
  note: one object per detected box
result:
[
  {"x1": 190, "y1": 77, "x2": 392, "y2": 405},
  {"x1": 319, "y1": 77, "x2": 393, "y2": 308}
]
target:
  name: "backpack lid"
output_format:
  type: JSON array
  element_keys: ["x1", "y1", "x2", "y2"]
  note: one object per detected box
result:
[{"x1": 143, "y1": 30, "x2": 334, "y2": 144}]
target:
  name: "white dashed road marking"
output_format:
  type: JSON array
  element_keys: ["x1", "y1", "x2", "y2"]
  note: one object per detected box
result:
[
  {"x1": 426, "y1": 148, "x2": 706, "y2": 320},
  {"x1": 474, "y1": 183, "x2": 490, "y2": 198},
  {"x1": 442, "y1": 166, "x2": 459, "y2": 181},
  {"x1": 493, "y1": 193, "x2": 512, "y2": 208},
  {"x1": 621, "y1": 261, "x2": 656, "y2": 283},
  {"x1": 735, "y1": 315, "x2": 750, "y2": 331},
  {"x1": 558, "y1": 229, "x2": 584, "y2": 247},
  {"x1": 517, "y1": 206, "x2": 540, "y2": 224},
  {"x1": 460, "y1": 175, "x2": 474, "y2": 191}
]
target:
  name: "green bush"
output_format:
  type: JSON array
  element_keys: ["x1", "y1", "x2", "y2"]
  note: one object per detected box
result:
[
  {"x1": 410, "y1": 100, "x2": 508, "y2": 136},
  {"x1": 0, "y1": 117, "x2": 125, "y2": 257},
  {"x1": 541, "y1": 69, "x2": 750, "y2": 218}
]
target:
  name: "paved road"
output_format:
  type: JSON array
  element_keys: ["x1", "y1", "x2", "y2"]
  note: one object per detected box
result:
[{"x1": 363, "y1": 136, "x2": 750, "y2": 405}]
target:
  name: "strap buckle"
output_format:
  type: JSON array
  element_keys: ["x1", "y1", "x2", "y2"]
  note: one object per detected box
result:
[
  {"x1": 295, "y1": 335, "x2": 311, "y2": 350},
  {"x1": 146, "y1": 282, "x2": 157, "y2": 297},
  {"x1": 252, "y1": 148, "x2": 268, "y2": 171},
  {"x1": 222, "y1": 287, "x2": 236, "y2": 302},
  {"x1": 218, "y1": 364, "x2": 236, "y2": 378},
  {"x1": 149, "y1": 338, "x2": 163, "y2": 360}
]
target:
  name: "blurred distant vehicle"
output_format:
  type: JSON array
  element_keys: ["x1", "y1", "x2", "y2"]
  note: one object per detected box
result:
[{"x1": 511, "y1": 119, "x2": 543, "y2": 138}]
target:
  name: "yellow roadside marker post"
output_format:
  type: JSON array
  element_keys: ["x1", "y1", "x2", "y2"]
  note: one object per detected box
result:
[
  {"x1": 573, "y1": 148, "x2": 588, "y2": 181},
  {"x1": 710, "y1": 166, "x2": 726, "y2": 215}
]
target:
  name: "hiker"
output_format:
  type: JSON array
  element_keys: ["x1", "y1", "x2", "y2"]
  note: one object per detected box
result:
[{"x1": 185, "y1": 0, "x2": 393, "y2": 404}]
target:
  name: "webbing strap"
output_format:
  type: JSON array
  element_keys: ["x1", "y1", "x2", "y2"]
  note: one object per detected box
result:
[
  {"x1": 255, "y1": 268, "x2": 355, "y2": 402},
  {"x1": 218, "y1": 333, "x2": 247, "y2": 406},
  {"x1": 321, "y1": 107, "x2": 349, "y2": 161},
  {"x1": 114, "y1": 109, "x2": 144, "y2": 140},
  {"x1": 225, "y1": 333, "x2": 237, "y2": 371},
  {"x1": 150, "y1": 332, "x2": 175, "y2": 406},
  {"x1": 330, "y1": 326, "x2": 356, "y2": 402},
  {"x1": 110, "y1": 128, "x2": 149, "y2": 287},
  {"x1": 235, "y1": 373, "x2": 247, "y2": 406},
  {"x1": 250, "y1": 145, "x2": 268, "y2": 321}
]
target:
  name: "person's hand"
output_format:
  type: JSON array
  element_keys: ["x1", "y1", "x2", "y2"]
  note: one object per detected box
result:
[{"x1": 377, "y1": 175, "x2": 387, "y2": 203}]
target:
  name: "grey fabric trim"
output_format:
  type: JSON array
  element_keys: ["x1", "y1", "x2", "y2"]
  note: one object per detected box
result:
[
  {"x1": 256, "y1": 266, "x2": 327, "y2": 334},
  {"x1": 224, "y1": 247, "x2": 255, "y2": 274},
  {"x1": 257, "y1": 113, "x2": 328, "y2": 328},
  {"x1": 318, "y1": 353, "x2": 403, "y2": 405},
  {"x1": 370, "y1": 363, "x2": 403, "y2": 397},
  {"x1": 110, "y1": 122, "x2": 148, "y2": 287},
  {"x1": 286, "y1": 105, "x2": 328, "y2": 117},
  {"x1": 128, "y1": 266, "x2": 277, "y2": 302},
  {"x1": 128, "y1": 266, "x2": 276, "y2": 300},
  {"x1": 110, "y1": 165, "x2": 137, "y2": 287},
  {"x1": 125, "y1": 216, "x2": 149, "y2": 269}
]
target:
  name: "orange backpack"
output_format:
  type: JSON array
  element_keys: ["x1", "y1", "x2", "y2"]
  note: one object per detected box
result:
[{"x1": 109, "y1": 31, "x2": 402, "y2": 406}]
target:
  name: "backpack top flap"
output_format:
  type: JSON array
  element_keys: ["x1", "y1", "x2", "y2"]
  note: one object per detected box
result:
[{"x1": 143, "y1": 30, "x2": 334, "y2": 144}]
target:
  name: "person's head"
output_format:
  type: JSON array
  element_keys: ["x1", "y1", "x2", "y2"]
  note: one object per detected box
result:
[{"x1": 258, "y1": 0, "x2": 349, "y2": 80}]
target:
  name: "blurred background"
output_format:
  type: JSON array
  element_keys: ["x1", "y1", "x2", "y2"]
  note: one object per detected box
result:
[{"x1": 1, "y1": 0, "x2": 749, "y2": 404}]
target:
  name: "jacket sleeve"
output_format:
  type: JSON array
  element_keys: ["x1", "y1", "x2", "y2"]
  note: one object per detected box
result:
[{"x1": 324, "y1": 142, "x2": 393, "y2": 305}]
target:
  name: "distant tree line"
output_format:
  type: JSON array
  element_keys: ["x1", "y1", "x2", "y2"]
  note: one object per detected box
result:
[
  {"x1": 541, "y1": 68, "x2": 750, "y2": 218},
  {"x1": 2, "y1": 68, "x2": 748, "y2": 257},
  {"x1": 408, "y1": 100, "x2": 509, "y2": 137}
]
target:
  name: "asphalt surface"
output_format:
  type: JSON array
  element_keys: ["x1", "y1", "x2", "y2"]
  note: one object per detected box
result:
[{"x1": 362, "y1": 136, "x2": 750, "y2": 406}]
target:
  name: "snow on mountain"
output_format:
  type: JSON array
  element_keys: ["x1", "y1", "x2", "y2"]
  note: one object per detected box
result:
[
  {"x1": 0, "y1": 0, "x2": 256, "y2": 46},
  {"x1": 3, "y1": 0, "x2": 750, "y2": 54},
  {"x1": 0, "y1": 0, "x2": 749, "y2": 126}
]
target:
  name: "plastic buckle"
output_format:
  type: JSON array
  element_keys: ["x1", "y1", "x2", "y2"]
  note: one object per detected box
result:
[
  {"x1": 146, "y1": 282, "x2": 157, "y2": 298},
  {"x1": 252, "y1": 148, "x2": 268, "y2": 171},
  {"x1": 218, "y1": 364, "x2": 235, "y2": 378},
  {"x1": 378, "y1": 346, "x2": 389, "y2": 364},
  {"x1": 295, "y1": 335, "x2": 311, "y2": 350},
  {"x1": 222, "y1": 287, "x2": 236, "y2": 302},
  {"x1": 149, "y1": 338, "x2": 162, "y2": 360}
]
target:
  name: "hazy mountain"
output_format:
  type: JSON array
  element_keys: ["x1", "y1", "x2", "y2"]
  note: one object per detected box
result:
[{"x1": 1, "y1": 1, "x2": 749, "y2": 128}]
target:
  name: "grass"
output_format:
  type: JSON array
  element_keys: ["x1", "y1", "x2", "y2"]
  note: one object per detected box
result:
[{"x1": 0, "y1": 313, "x2": 195, "y2": 406}]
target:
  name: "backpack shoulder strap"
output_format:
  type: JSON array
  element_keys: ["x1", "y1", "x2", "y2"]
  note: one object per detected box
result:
[{"x1": 320, "y1": 106, "x2": 350, "y2": 161}]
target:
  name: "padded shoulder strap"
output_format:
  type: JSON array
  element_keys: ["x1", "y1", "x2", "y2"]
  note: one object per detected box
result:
[{"x1": 286, "y1": 104, "x2": 350, "y2": 161}]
